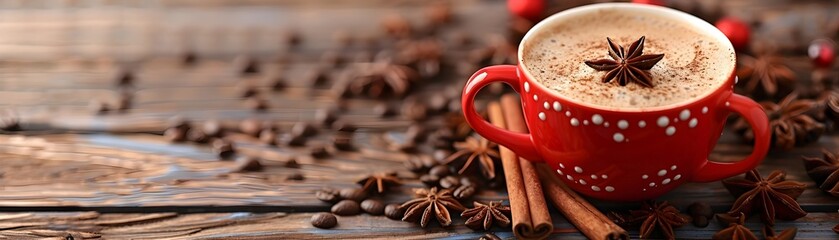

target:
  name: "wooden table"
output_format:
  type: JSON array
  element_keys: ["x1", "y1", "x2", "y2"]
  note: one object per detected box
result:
[{"x1": 0, "y1": 0, "x2": 837, "y2": 239}]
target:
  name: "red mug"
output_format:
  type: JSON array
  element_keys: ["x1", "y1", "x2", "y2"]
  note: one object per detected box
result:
[{"x1": 461, "y1": 3, "x2": 770, "y2": 201}]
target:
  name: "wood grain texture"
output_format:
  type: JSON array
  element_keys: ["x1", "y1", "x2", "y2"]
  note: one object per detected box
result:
[{"x1": 0, "y1": 0, "x2": 836, "y2": 239}]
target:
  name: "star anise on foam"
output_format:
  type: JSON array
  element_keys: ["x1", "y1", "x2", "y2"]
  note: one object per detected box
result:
[
  {"x1": 733, "y1": 92, "x2": 824, "y2": 150},
  {"x1": 610, "y1": 201, "x2": 688, "y2": 240},
  {"x1": 802, "y1": 149, "x2": 839, "y2": 197},
  {"x1": 443, "y1": 136, "x2": 500, "y2": 179},
  {"x1": 357, "y1": 172, "x2": 401, "y2": 194},
  {"x1": 584, "y1": 36, "x2": 665, "y2": 88},
  {"x1": 400, "y1": 187, "x2": 465, "y2": 228},
  {"x1": 461, "y1": 201, "x2": 512, "y2": 231},
  {"x1": 737, "y1": 44, "x2": 796, "y2": 97},
  {"x1": 347, "y1": 59, "x2": 419, "y2": 99},
  {"x1": 722, "y1": 169, "x2": 807, "y2": 226},
  {"x1": 712, "y1": 212, "x2": 757, "y2": 240}
]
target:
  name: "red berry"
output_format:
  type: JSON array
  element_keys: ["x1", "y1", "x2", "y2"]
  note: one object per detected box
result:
[
  {"x1": 508, "y1": 0, "x2": 545, "y2": 22},
  {"x1": 715, "y1": 17, "x2": 751, "y2": 51},
  {"x1": 809, "y1": 39, "x2": 836, "y2": 69},
  {"x1": 631, "y1": 0, "x2": 665, "y2": 6}
]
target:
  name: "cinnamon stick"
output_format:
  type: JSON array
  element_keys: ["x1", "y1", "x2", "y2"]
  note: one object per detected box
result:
[
  {"x1": 487, "y1": 101, "x2": 552, "y2": 240},
  {"x1": 497, "y1": 94, "x2": 629, "y2": 240}
]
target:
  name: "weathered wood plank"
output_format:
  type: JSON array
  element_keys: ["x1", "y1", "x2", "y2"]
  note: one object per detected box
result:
[{"x1": 0, "y1": 211, "x2": 836, "y2": 239}]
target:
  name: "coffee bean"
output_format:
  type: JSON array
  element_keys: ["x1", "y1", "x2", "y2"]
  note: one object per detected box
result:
[
  {"x1": 429, "y1": 165, "x2": 451, "y2": 177},
  {"x1": 397, "y1": 143, "x2": 418, "y2": 153},
  {"x1": 688, "y1": 202, "x2": 714, "y2": 228},
  {"x1": 688, "y1": 202, "x2": 714, "y2": 218},
  {"x1": 333, "y1": 133, "x2": 355, "y2": 151},
  {"x1": 116, "y1": 69, "x2": 134, "y2": 87},
  {"x1": 384, "y1": 203, "x2": 404, "y2": 220},
  {"x1": 439, "y1": 176, "x2": 461, "y2": 189},
  {"x1": 331, "y1": 119, "x2": 357, "y2": 133},
  {"x1": 286, "y1": 173, "x2": 305, "y2": 181},
  {"x1": 315, "y1": 108, "x2": 339, "y2": 126},
  {"x1": 311, "y1": 212, "x2": 337, "y2": 229},
  {"x1": 231, "y1": 156, "x2": 263, "y2": 172},
  {"x1": 360, "y1": 199, "x2": 385, "y2": 215},
  {"x1": 453, "y1": 185, "x2": 476, "y2": 199},
  {"x1": 338, "y1": 188, "x2": 367, "y2": 202},
  {"x1": 309, "y1": 145, "x2": 330, "y2": 158},
  {"x1": 316, "y1": 188, "x2": 341, "y2": 203},
  {"x1": 239, "y1": 119, "x2": 262, "y2": 137},
  {"x1": 167, "y1": 116, "x2": 190, "y2": 130},
  {"x1": 285, "y1": 135, "x2": 308, "y2": 146},
  {"x1": 212, "y1": 139, "x2": 235, "y2": 160},
  {"x1": 374, "y1": 103, "x2": 396, "y2": 118},
  {"x1": 182, "y1": 51, "x2": 198, "y2": 66},
  {"x1": 284, "y1": 158, "x2": 300, "y2": 168},
  {"x1": 283, "y1": 30, "x2": 302, "y2": 47},
  {"x1": 186, "y1": 128, "x2": 210, "y2": 143},
  {"x1": 164, "y1": 127, "x2": 187, "y2": 142},
  {"x1": 244, "y1": 97, "x2": 269, "y2": 111},
  {"x1": 405, "y1": 156, "x2": 426, "y2": 172},
  {"x1": 331, "y1": 200, "x2": 361, "y2": 216},
  {"x1": 307, "y1": 68, "x2": 331, "y2": 87},
  {"x1": 258, "y1": 129, "x2": 279, "y2": 145},
  {"x1": 460, "y1": 176, "x2": 476, "y2": 187},
  {"x1": 203, "y1": 120, "x2": 223, "y2": 137},
  {"x1": 235, "y1": 56, "x2": 260, "y2": 76},
  {"x1": 292, "y1": 122, "x2": 318, "y2": 138},
  {"x1": 240, "y1": 87, "x2": 259, "y2": 99},
  {"x1": 479, "y1": 233, "x2": 502, "y2": 240},
  {"x1": 89, "y1": 100, "x2": 111, "y2": 115},
  {"x1": 271, "y1": 76, "x2": 288, "y2": 91},
  {"x1": 419, "y1": 174, "x2": 440, "y2": 187}
]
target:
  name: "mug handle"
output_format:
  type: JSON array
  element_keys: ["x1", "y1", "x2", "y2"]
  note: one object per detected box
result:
[
  {"x1": 461, "y1": 65, "x2": 542, "y2": 162},
  {"x1": 690, "y1": 94, "x2": 770, "y2": 182}
]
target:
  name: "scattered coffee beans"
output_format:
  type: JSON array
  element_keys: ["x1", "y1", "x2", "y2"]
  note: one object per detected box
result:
[
  {"x1": 384, "y1": 203, "x2": 404, "y2": 220},
  {"x1": 338, "y1": 188, "x2": 367, "y2": 202},
  {"x1": 331, "y1": 200, "x2": 361, "y2": 216},
  {"x1": 360, "y1": 199, "x2": 385, "y2": 215},
  {"x1": 315, "y1": 188, "x2": 340, "y2": 203},
  {"x1": 311, "y1": 212, "x2": 338, "y2": 229}
]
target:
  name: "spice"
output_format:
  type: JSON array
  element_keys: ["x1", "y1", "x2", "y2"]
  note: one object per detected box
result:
[
  {"x1": 212, "y1": 139, "x2": 235, "y2": 160},
  {"x1": 461, "y1": 201, "x2": 512, "y2": 231},
  {"x1": 802, "y1": 149, "x2": 839, "y2": 196},
  {"x1": 360, "y1": 199, "x2": 385, "y2": 215},
  {"x1": 357, "y1": 172, "x2": 401, "y2": 194},
  {"x1": 315, "y1": 188, "x2": 340, "y2": 203},
  {"x1": 712, "y1": 213, "x2": 757, "y2": 240},
  {"x1": 453, "y1": 185, "x2": 477, "y2": 200},
  {"x1": 584, "y1": 36, "x2": 665, "y2": 88},
  {"x1": 230, "y1": 156, "x2": 263, "y2": 172},
  {"x1": 384, "y1": 203, "x2": 404, "y2": 220},
  {"x1": 722, "y1": 169, "x2": 807, "y2": 225},
  {"x1": 737, "y1": 43, "x2": 796, "y2": 97},
  {"x1": 331, "y1": 200, "x2": 361, "y2": 216},
  {"x1": 311, "y1": 212, "x2": 338, "y2": 229},
  {"x1": 348, "y1": 60, "x2": 418, "y2": 99},
  {"x1": 400, "y1": 187, "x2": 465, "y2": 227},
  {"x1": 338, "y1": 188, "x2": 367, "y2": 202},
  {"x1": 763, "y1": 226, "x2": 797, "y2": 240},
  {"x1": 687, "y1": 202, "x2": 713, "y2": 228},
  {"x1": 443, "y1": 136, "x2": 500, "y2": 179},
  {"x1": 734, "y1": 92, "x2": 824, "y2": 149},
  {"x1": 611, "y1": 201, "x2": 688, "y2": 240}
]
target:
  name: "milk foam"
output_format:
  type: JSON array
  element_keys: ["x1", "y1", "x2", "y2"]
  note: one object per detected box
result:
[{"x1": 521, "y1": 7, "x2": 736, "y2": 109}]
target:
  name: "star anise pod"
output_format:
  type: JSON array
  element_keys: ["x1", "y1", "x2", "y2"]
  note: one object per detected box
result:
[
  {"x1": 400, "y1": 187, "x2": 465, "y2": 228},
  {"x1": 737, "y1": 44, "x2": 796, "y2": 97},
  {"x1": 733, "y1": 92, "x2": 824, "y2": 150},
  {"x1": 357, "y1": 172, "x2": 401, "y2": 194},
  {"x1": 461, "y1": 201, "x2": 512, "y2": 231},
  {"x1": 469, "y1": 36, "x2": 517, "y2": 68},
  {"x1": 802, "y1": 149, "x2": 839, "y2": 196},
  {"x1": 722, "y1": 169, "x2": 807, "y2": 225},
  {"x1": 610, "y1": 201, "x2": 688, "y2": 240},
  {"x1": 820, "y1": 90, "x2": 839, "y2": 127},
  {"x1": 584, "y1": 36, "x2": 665, "y2": 88},
  {"x1": 712, "y1": 212, "x2": 757, "y2": 240},
  {"x1": 397, "y1": 39, "x2": 443, "y2": 78},
  {"x1": 443, "y1": 136, "x2": 500, "y2": 179},
  {"x1": 347, "y1": 60, "x2": 419, "y2": 99},
  {"x1": 763, "y1": 226, "x2": 797, "y2": 240}
]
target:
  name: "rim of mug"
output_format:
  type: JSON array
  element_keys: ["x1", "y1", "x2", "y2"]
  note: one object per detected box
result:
[{"x1": 517, "y1": 3, "x2": 737, "y2": 113}]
